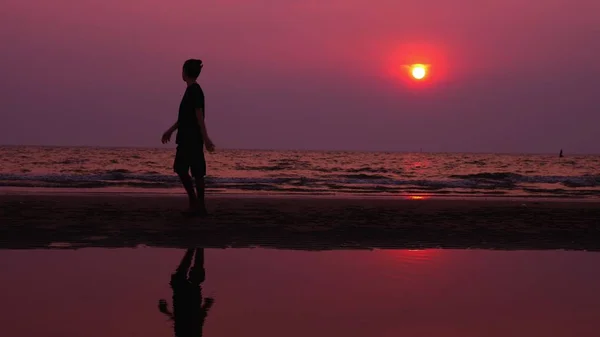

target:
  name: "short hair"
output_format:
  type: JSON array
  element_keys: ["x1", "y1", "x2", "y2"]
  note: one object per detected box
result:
[{"x1": 183, "y1": 59, "x2": 203, "y2": 79}]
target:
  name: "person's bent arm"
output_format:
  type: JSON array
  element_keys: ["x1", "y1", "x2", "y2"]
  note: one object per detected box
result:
[
  {"x1": 202, "y1": 297, "x2": 215, "y2": 311},
  {"x1": 161, "y1": 122, "x2": 178, "y2": 144},
  {"x1": 196, "y1": 108, "x2": 215, "y2": 152},
  {"x1": 166, "y1": 121, "x2": 178, "y2": 134},
  {"x1": 158, "y1": 299, "x2": 175, "y2": 320}
]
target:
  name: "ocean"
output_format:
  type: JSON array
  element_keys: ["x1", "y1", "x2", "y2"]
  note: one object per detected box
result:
[{"x1": 1, "y1": 145, "x2": 599, "y2": 198}]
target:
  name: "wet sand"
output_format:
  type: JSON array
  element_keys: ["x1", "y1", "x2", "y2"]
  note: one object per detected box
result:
[
  {"x1": 3, "y1": 248, "x2": 600, "y2": 337},
  {"x1": 1, "y1": 193, "x2": 600, "y2": 251}
]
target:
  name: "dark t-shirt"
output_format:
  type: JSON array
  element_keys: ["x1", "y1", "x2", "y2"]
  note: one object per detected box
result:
[{"x1": 176, "y1": 83, "x2": 205, "y2": 147}]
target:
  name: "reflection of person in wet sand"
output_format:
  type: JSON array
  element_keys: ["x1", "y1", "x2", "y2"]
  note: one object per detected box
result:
[{"x1": 159, "y1": 248, "x2": 214, "y2": 337}]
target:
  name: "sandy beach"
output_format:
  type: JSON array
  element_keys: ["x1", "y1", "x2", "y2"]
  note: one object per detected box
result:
[{"x1": 1, "y1": 192, "x2": 600, "y2": 251}]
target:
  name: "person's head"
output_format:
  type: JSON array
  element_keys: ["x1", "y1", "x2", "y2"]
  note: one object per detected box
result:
[{"x1": 182, "y1": 59, "x2": 203, "y2": 82}]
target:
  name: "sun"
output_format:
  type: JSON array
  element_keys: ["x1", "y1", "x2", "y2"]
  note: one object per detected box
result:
[{"x1": 410, "y1": 64, "x2": 427, "y2": 80}]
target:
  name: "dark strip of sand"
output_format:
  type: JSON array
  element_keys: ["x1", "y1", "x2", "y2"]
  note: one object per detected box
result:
[{"x1": 1, "y1": 193, "x2": 600, "y2": 251}]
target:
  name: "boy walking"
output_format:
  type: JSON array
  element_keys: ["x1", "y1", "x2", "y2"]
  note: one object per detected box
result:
[{"x1": 162, "y1": 59, "x2": 215, "y2": 216}]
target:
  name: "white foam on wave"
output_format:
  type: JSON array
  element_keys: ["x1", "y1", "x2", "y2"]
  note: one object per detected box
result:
[{"x1": 0, "y1": 172, "x2": 599, "y2": 192}]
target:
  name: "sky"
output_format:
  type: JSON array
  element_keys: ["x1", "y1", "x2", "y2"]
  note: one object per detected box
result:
[{"x1": 1, "y1": 0, "x2": 599, "y2": 153}]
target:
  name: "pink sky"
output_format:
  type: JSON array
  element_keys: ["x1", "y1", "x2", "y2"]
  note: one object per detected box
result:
[{"x1": 1, "y1": 0, "x2": 599, "y2": 153}]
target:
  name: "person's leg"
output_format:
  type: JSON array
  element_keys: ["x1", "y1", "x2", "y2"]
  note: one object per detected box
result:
[
  {"x1": 176, "y1": 249, "x2": 195, "y2": 276},
  {"x1": 189, "y1": 248, "x2": 205, "y2": 285},
  {"x1": 194, "y1": 176, "x2": 207, "y2": 214},
  {"x1": 190, "y1": 151, "x2": 208, "y2": 215},
  {"x1": 179, "y1": 173, "x2": 197, "y2": 209},
  {"x1": 174, "y1": 147, "x2": 198, "y2": 210}
]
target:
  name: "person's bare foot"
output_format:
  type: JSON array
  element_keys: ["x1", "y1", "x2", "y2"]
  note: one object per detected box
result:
[{"x1": 181, "y1": 204, "x2": 208, "y2": 217}]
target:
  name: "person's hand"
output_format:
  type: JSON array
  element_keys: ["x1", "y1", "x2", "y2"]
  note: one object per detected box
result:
[
  {"x1": 161, "y1": 130, "x2": 172, "y2": 144},
  {"x1": 158, "y1": 299, "x2": 168, "y2": 312},
  {"x1": 205, "y1": 139, "x2": 216, "y2": 153},
  {"x1": 203, "y1": 297, "x2": 215, "y2": 310}
]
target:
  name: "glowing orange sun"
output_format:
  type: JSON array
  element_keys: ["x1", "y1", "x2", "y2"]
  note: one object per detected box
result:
[{"x1": 410, "y1": 64, "x2": 428, "y2": 80}]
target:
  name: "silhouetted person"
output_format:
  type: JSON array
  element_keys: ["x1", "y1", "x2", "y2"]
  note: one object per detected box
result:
[
  {"x1": 559, "y1": 149, "x2": 564, "y2": 158},
  {"x1": 159, "y1": 248, "x2": 214, "y2": 337},
  {"x1": 162, "y1": 59, "x2": 216, "y2": 217}
]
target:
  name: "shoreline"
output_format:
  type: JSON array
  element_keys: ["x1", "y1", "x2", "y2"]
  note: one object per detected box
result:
[
  {"x1": 1, "y1": 187, "x2": 599, "y2": 202},
  {"x1": 2, "y1": 193, "x2": 600, "y2": 251}
]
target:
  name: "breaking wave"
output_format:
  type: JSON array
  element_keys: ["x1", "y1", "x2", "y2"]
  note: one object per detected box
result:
[{"x1": 1, "y1": 171, "x2": 599, "y2": 197}]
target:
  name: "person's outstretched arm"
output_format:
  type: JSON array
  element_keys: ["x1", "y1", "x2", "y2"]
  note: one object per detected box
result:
[{"x1": 162, "y1": 122, "x2": 179, "y2": 144}]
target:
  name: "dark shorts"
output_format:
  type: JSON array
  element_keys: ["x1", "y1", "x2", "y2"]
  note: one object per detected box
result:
[{"x1": 173, "y1": 146, "x2": 206, "y2": 177}]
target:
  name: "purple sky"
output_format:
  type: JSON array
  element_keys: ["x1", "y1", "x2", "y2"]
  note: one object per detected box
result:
[{"x1": 1, "y1": 0, "x2": 599, "y2": 153}]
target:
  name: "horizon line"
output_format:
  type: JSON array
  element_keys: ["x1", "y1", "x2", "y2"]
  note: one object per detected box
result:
[{"x1": 0, "y1": 143, "x2": 596, "y2": 156}]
